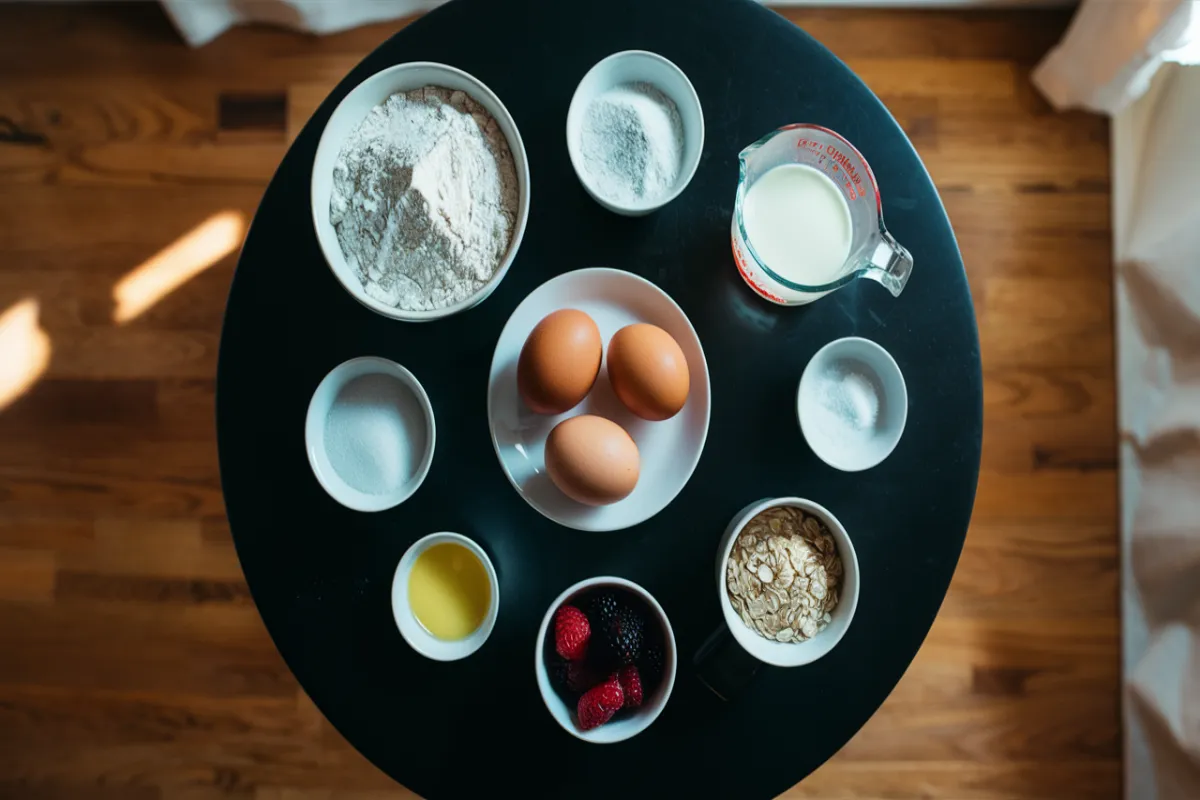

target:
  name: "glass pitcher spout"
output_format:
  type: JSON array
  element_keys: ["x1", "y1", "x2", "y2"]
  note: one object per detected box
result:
[{"x1": 864, "y1": 231, "x2": 912, "y2": 298}]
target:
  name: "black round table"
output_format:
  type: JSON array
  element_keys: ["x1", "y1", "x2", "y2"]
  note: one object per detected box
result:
[{"x1": 216, "y1": 0, "x2": 983, "y2": 796}]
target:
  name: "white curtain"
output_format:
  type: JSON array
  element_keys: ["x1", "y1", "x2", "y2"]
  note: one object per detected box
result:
[
  {"x1": 1034, "y1": 0, "x2": 1200, "y2": 113},
  {"x1": 1036, "y1": 3, "x2": 1200, "y2": 800},
  {"x1": 160, "y1": 0, "x2": 443, "y2": 47}
]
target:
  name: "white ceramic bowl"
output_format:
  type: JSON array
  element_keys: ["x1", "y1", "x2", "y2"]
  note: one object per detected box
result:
[
  {"x1": 798, "y1": 336, "x2": 908, "y2": 472},
  {"x1": 391, "y1": 532, "x2": 499, "y2": 661},
  {"x1": 534, "y1": 577, "x2": 677, "y2": 743},
  {"x1": 487, "y1": 268, "x2": 711, "y2": 532},
  {"x1": 311, "y1": 62, "x2": 531, "y2": 321},
  {"x1": 305, "y1": 356, "x2": 435, "y2": 512},
  {"x1": 566, "y1": 50, "x2": 704, "y2": 216},
  {"x1": 717, "y1": 498, "x2": 860, "y2": 667}
]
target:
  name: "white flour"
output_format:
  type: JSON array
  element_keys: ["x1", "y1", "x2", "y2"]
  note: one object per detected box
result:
[
  {"x1": 579, "y1": 82, "x2": 683, "y2": 206},
  {"x1": 330, "y1": 87, "x2": 519, "y2": 311}
]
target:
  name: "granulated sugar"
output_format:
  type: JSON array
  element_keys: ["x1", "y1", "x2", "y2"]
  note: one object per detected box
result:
[
  {"x1": 579, "y1": 82, "x2": 683, "y2": 206},
  {"x1": 323, "y1": 373, "x2": 426, "y2": 495}
]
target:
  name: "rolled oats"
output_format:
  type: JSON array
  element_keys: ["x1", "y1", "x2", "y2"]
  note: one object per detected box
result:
[{"x1": 725, "y1": 506, "x2": 841, "y2": 643}]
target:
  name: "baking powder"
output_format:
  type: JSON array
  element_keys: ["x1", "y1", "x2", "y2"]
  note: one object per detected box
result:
[
  {"x1": 807, "y1": 364, "x2": 882, "y2": 449},
  {"x1": 579, "y1": 82, "x2": 684, "y2": 206}
]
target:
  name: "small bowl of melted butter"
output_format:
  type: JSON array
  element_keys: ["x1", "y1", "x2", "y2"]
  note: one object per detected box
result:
[{"x1": 391, "y1": 532, "x2": 499, "y2": 661}]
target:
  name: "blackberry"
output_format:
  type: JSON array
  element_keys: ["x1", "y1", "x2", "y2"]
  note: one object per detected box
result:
[
  {"x1": 549, "y1": 656, "x2": 571, "y2": 694},
  {"x1": 639, "y1": 642, "x2": 665, "y2": 687},
  {"x1": 637, "y1": 618, "x2": 665, "y2": 687},
  {"x1": 609, "y1": 606, "x2": 645, "y2": 665},
  {"x1": 585, "y1": 591, "x2": 620, "y2": 631},
  {"x1": 549, "y1": 656, "x2": 603, "y2": 697},
  {"x1": 586, "y1": 591, "x2": 647, "y2": 667}
]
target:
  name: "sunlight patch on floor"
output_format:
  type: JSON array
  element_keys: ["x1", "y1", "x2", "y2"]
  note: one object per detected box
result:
[
  {"x1": 0, "y1": 298, "x2": 51, "y2": 411},
  {"x1": 113, "y1": 210, "x2": 246, "y2": 324}
]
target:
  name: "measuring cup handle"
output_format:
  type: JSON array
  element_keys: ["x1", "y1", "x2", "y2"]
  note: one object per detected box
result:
[
  {"x1": 867, "y1": 232, "x2": 913, "y2": 298},
  {"x1": 694, "y1": 624, "x2": 762, "y2": 701}
]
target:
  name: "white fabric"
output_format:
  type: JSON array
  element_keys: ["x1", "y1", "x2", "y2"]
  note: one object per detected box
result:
[
  {"x1": 160, "y1": 0, "x2": 443, "y2": 47},
  {"x1": 1034, "y1": 0, "x2": 1200, "y2": 114},
  {"x1": 1037, "y1": 4, "x2": 1200, "y2": 797},
  {"x1": 1093, "y1": 47, "x2": 1200, "y2": 800}
]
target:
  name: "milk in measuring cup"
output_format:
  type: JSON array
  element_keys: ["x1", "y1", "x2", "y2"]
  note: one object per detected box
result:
[{"x1": 741, "y1": 164, "x2": 852, "y2": 287}]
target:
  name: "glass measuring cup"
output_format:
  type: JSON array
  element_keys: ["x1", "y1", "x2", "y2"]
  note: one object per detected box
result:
[{"x1": 731, "y1": 124, "x2": 913, "y2": 305}]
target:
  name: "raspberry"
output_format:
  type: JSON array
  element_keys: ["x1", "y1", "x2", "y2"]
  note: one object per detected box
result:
[
  {"x1": 616, "y1": 665, "x2": 644, "y2": 709},
  {"x1": 576, "y1": 676, "x2": 624, "y2": 731},
  {"x1": 553, "y1": 604, "x2": 590, "y2": 661}
]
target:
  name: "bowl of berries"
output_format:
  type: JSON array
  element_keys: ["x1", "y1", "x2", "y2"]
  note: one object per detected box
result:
[{"x1": 535, "y1": 577, "x2": 677, "y2": 743}]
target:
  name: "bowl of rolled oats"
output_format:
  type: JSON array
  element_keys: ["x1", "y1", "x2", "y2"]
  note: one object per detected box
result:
[{"x1": 717, "y1": 498, "x2": 860, "y2": 667}]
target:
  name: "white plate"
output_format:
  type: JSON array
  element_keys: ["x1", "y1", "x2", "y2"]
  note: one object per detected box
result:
[{"x1": 487, "y1": 268, "x2": 710, "y2": 532}]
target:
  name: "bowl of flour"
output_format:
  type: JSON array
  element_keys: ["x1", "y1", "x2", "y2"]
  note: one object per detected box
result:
[{"x1": 312, "y1": 62, "x2": 530, "y2": 321}]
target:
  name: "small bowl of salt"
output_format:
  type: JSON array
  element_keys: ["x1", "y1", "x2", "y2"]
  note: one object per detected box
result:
[
  {"x1": 797, "y1": 337, "x2": 907, "y2": 472},
  {"x1": 306, "y1": 356, "x2": 435, "y2": 512},
  {"x1": 566, "y1": 50, "x2": 704, "y2": 216}
]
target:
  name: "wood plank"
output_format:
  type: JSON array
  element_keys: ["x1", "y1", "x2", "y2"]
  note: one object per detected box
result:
[
  {"x1": 982, "y1": 418, "x2": 1116, "y2": 472},
  {"x1": 0, "y1": 515, "x2": 95, "y2": 552},
  {"x1": 0, "y1": 685, "x2": 318, "y2": 748},
  {"x1": 0, "y1": 441, "x2": 225, "y2": 517},
  {"x1": 836, "y1": 695, "x2": 1119, "y2": 762},
  {"x1": 984, "y1": 368, "x2": 1114, "y2": 422},
  {"x1": 776, "y1": 8, "x2": 1076, "y2": 63},
  {"x1": 978, "y1": 317, "x2": 1114, "y2": 370},
  {"x1": 983, "y1": 277, "x2": 1113, "y2": 327},
  {"x1": 849, "y1": 58, "x2": 1018, "y2": 101},
  {"x1": 256, "y1": 791, "x2": 417, "y2": 800},
  {"x1": 947, "y1": 521, "x2": 1118, "y2": 616},
  {"x1": 944, "y1": 191, "x2": 1112, "y2": 241},
  {"x1": 972, "y1": 471, "x2": 1118, "y2": 523},
  {"x1": 0, "y1": 546, "x2": 56, "y2": 603},
  {"x1": 790, "y1": 761, "x2": 1120, "y2": 800},
  {"x1": 0, "y1": 600, "x2": 292, "y2": 697}
]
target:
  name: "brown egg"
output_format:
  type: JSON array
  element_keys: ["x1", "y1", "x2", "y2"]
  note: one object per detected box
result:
[
  {"x1": 606, "y1": 324, "x2": 690, "y2": 421},
  {"x1": 517, "y1": 309, "x2": 603, "y2": 415},
  {"x1": 545, "y1": 415, "x2": 640, "y2": 506}
]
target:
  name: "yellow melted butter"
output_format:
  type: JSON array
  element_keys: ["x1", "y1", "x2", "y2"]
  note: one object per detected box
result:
[{"x1": 408, "y1": 543, "x2": 491, "y2": 641}]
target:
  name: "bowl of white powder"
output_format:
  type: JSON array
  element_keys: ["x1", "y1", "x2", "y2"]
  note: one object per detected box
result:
[
  {"x1": 797, "y1": 336, "x2": 908, "y2": 472},
  {"x1": 566, "y1": 50, "x2": 704, "y2": 216},
  {"x1": 312, "y1": 63, "x2": 530, "y2": 321},
  {"x1": 305, "y1": 356, "x2": 435, "y2": 512}
]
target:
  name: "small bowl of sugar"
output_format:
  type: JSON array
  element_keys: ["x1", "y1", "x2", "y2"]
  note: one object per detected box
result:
[
  {"x1": 566, "y1": 50, "x2": 704, "y2": 216},
  {"x1": 797, "y1": 337, "x2": 907, "y2": 472},
  {"x1": 306, "y1": 356, "x2": 435, "y2": 512}
]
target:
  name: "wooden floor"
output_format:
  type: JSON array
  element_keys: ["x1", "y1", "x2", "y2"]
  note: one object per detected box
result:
[{"x1": 0, "y1": 5, "x2": 1118, "y2": 799}]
